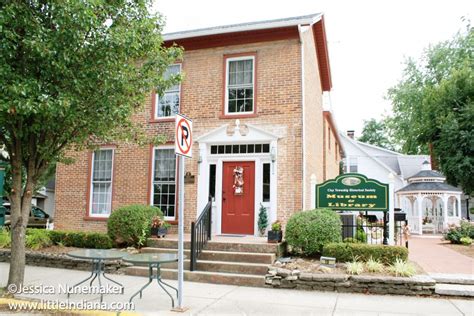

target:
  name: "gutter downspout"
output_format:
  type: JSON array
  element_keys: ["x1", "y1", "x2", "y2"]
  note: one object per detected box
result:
[{"x1": 298, "y1": 24, "x2": 306, "y2": 211}]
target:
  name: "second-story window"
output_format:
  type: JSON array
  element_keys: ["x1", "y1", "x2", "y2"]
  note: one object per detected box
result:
[
  {"x1": 226, "y1": 57, "x2": 254, "y2": 114},
  {"x1": 156, "y1": 64, "x2": 181, "y2": 119}
]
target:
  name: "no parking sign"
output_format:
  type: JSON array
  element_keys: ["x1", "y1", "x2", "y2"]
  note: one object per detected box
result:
[{"x1": 175, "y1": 114, "x2": 193, "y2": 158}]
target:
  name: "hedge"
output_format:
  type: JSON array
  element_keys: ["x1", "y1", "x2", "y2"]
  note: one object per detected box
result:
[
  {"x1": 48, "y1": 230, "x2": 112, "y2": 249},
  {"x1": 322, "y1": 242, "x2": 408, "y2": 265}
]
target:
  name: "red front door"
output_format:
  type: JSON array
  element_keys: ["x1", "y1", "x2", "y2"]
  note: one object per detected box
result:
[{"x1": 222, "y1": 161, "x2": 255, "y2": 235}]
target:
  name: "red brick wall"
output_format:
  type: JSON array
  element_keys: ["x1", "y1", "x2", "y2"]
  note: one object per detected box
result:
[{"x1": 55, "y1": 37, "x2": 336, "y2": 232}]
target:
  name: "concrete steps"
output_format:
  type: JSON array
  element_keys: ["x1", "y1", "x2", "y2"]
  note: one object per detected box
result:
[
  {"x1": 435, "y1": 283, "x2": 474, "y2": 297},
  {"x1": 122, "y1": 237, "x2": 280, "y2": 287}
]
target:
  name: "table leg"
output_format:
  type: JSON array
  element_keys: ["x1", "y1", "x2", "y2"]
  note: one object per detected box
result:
[
  {"x1": 129, "y1": 265, "x2": 154, "y2": 303},
  {"x1": 159, "y1": 278, "x2": 179, "y2": 300},
  {"x1": 67, "y1": 270, "x2": 95, "y2": 299},
  {"x1": 103, "y1": 272, "x2": 124, "y2": 290},
  {"x1": 157, "y1": 279, "x2": 175, "y2": 308}
]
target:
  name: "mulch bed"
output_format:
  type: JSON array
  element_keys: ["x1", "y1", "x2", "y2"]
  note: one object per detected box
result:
[{"x1": 442, "y1": 242, "x2": 474, "y2": 258}]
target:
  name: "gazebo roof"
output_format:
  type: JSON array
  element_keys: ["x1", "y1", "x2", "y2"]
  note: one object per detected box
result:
[
  {"x1": 396, "y1": 181, "x2": 462, "y2": 193},
  {"x1": 409, "y1": 169, "x2": 445, "y2": 179}
]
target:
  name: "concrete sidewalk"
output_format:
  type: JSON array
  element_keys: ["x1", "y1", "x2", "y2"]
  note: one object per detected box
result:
[
  {"x1": 0, "y1": 263, "x2": 472, "y2": 315},
  {"x1": 409, "y1": 236, "x2": 474, "y2": 274}
]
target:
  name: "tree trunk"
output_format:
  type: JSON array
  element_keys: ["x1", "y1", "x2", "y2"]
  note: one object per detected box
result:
[
  {"x1": 7, "y1": 155, "x2": 36, "y2": 287},
  {"x1": 429, "y1": 142, "x2": 438, "y2": 170}
]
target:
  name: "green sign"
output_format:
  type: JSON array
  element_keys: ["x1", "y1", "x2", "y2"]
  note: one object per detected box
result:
[{"x1": 316, "y1": 173, "x2": 389, "y2": 211}]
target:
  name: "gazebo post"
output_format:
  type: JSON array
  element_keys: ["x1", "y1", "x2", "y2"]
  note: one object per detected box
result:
[
  {"x1": 417, "y1": 194, "x2": 423, "y2": 235},
  {"x1": 442, "y1": 193, "x2": 448, "y2": 230}
]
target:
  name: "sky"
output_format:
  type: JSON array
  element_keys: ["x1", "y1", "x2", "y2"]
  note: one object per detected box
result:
[{"x1": 152, "y1": 0, "x2": 472, "y2": 136}]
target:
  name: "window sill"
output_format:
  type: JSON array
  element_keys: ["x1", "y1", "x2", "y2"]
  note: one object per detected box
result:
[
  {"x1": 149, "y1": 117, "x2": 176, "y2": 123},
  {"x1": 219, "y1": 113, "x2": 258, "y2": 119},
  {"x1": 83, "y1": 216, "x2": 109, "y2": 221}
]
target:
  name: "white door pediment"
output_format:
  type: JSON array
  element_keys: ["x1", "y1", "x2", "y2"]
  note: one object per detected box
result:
[{"x1": 196, "y1": 122, "x2": 280, "y2": 144}]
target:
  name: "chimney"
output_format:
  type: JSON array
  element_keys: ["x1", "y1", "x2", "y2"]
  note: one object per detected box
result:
[{"x1": 346, "y1": 130, "x2": 355, "y2": 139}]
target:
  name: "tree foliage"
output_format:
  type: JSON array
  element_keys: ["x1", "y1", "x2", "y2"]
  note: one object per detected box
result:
[
  {"x1": 386, "y1": 21, "x2": 473, "y2": 194},
  {"x1": 0, "y1": 0, "x2": 181, "y2": 286},
  {"x1": 358, "y1": 118, "x2": 395, "y2": 151}
]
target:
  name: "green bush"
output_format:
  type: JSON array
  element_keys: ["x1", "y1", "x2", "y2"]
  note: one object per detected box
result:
[
  {"x1": 343, "y1": 237, "x2": 361, "y2": 243},
  {"x1": 26, "y1": 229, "x2": 52, "y2": 250},
  {"x1": 107, "y1": 204, "x2": 163, "y2": 247},
  {"x1": 460, "y1": 236, "x2": 472, "y2": 245},
  {"x1": 444, "y1": 220, "x2": 474, "y2": 244},
  {"x1": 355, "y1": 229, "x2": 367, "y2": 243},
  {"x1": 285, "y1": 209, "x2": 342, "y2": 256},
  {"x1": 48, "y1": 230, "x2": 112, "y2": 249},
  {"x1": 322, "y1": 242, "x2": 408, "y2": 265},
  {"x1": 0, "y1": 228, "x2": 11, "y2": 248}
]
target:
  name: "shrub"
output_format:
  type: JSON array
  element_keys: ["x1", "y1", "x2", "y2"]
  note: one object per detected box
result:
[
  {"x1": 257, "y1": 204, "x2": 268, "y2": 236},
  {"x1": 346, "y1": 261, "x2": 364, "y2": 275},
  {"x1": 26, "y1": 229, "x2": 52, "y2": 250},
  {"x1": 322, "y1": 243, "x2": 408, "y2": 265},
  {"x1": 0, "y1": 228, "x2": 11, "y2": 248},
  {"x1": 460, "y1": 236, "x2": 472, "y2": 246},
  {"x1": 366, "y1": 257, "x2": 384, "y2": 273},
  {"x1": 389, "y1": 258, "x2": 416, "y2": 277},
  {"x1": 343, "y1": 237, "x2": 361, "y2": 243},
  {"x1": 107, "y1": 204, "x2": 163, "y2": 247},
  {"x1": 355, "y1": 229, "x2": 367, "y2": 243},
  {"x1": 444, "y1": 220, "x2": 474, "y2": 244},
  {"x1": 285, "y1": 209, "x2": 342, "y2": 256},
  {"x1": 48, "y1": 230, "x2": 112, "y2": 249},
  {"x1": 271, "y1": 220, "x2": 282, "y2": 232}
]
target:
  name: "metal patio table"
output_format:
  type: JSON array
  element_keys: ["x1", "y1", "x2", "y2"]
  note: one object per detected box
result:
[
  {"x1": 66, "y1": 249, "x2": 125, "y2": 302},
  {"x1": 122, "y1": 253, "x2": 181, "y2": 308}
]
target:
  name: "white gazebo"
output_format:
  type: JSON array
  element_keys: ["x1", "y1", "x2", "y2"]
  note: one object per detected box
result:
[{"x1": 396, "y1": 161, "x2": 462, "y2": 235}]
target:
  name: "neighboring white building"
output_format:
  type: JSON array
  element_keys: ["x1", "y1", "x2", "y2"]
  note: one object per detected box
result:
[{"x1": 339, "y1": 131, "x2": 429, "y2": 195}]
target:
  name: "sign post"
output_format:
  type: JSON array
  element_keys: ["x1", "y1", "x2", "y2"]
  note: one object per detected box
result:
[{"x1": 174, "y1": 114, "x2": 192, "y2": 311}]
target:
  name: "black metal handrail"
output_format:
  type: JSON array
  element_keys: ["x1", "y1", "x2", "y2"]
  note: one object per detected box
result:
[{"x1": 190, "y1": 198, "x2": 212, "y2": 271}]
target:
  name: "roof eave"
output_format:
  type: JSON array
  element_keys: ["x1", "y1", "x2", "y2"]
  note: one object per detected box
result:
[{"x1": 163, "y1": 14, "x2": 322, "y2": 41}]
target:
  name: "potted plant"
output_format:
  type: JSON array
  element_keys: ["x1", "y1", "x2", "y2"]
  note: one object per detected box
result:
[
  {"x1": 268, "y1": 220, "x2": 282, "y2": 243},
  {"x1": 151, "y1": 216, "x2": 171, "y2": 238},
  {"x1": 257, "y1": 204, "x2": 269, "y2": 237}
]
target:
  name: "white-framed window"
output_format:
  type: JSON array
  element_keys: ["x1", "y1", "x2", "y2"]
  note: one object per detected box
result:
[
  {"x1": 349, "y1": 157, "x2": 358, "y2": 173},
  {"x1": 225, "y1": 56, "x2": 255, "y2": 114},
  {"x1": 90, "y1": 149, "x2": 114, "y2": 217},
  {"x1": 155, "y1": 64, "x2": 181, "y2": 119},
  {"x1": 151, "y1": 147, "x2": 177, "y2": 219}
]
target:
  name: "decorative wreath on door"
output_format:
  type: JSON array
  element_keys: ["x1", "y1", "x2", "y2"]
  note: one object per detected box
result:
[{"x1": 233, "y1": 166, "x2": 244, "y2": 195}]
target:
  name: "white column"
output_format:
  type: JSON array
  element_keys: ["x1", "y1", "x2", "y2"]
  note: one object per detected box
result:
[
  {"x1": 418, "y1": 194, "x2": 423, "y2": 235},
  {"x1": 388, "y1": 173, "x2": 395, "y2": 245},
  {"x1": 456, "y1": 195, "x2": 462, "y2": 218},
  {"x1": 310, "y1": 174, "x2": 317, "y2": 209},
  {"x1": 442, "y1": 194, "x2": 448, "y2": 230}
]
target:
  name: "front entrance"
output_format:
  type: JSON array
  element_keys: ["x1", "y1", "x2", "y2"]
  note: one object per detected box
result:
[{"x1": 222, "y1": 161, "x2": 255, "y2": 235}]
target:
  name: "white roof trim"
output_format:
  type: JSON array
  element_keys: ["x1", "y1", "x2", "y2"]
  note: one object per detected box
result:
[{"x1": 163, "y1": 13, "x2": 322, "y2": 41}]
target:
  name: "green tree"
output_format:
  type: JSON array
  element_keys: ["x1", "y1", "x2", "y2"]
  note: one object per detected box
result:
[
  {"x1": 358, "y1": 118, "x2": 395, "y2": 151},
  {"x1": 386, "y1": 22, "x2": 473, "y2": 194},
  {"x1": 0, "y1": 0, "x2": 181, "y2": 287}
]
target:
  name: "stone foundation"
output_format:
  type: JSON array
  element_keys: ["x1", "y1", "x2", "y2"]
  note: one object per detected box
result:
[{"x1": 266, "y1": 268, "x2": 436, "y2": 296}]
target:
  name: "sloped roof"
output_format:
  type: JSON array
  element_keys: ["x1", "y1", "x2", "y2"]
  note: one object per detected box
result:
[
  {"x1": 409, "y1": 169, "x2": 445, "y2": 179},
  {"x1": 397, "y1": 155, "x2": 431, "y2": 179},
  {"x1": 163, "y1": 14, "x2": 323, "y2": 40},
  {"x1": 397, "y1": 182, "x2": 461, "y2": 193}
]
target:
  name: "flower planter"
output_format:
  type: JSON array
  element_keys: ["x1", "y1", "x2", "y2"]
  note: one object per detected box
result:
[
  {"x1": 268, "y1": 230, "x2": 282, "y2": 243},
  {"x1": 157, "y1": 227, "x2": 168, "y2": 238},
  {"x1": 150, "y1": 227, "x2": 159, "y2": 237}
]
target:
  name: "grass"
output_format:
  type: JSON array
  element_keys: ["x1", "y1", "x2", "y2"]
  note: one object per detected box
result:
[
  {"x1": 346, "y1": 261, "x2": 364, "y2": 275},
  {"x1": 365, "y1": 257, "x2": 384, "y2": 273},
  {"x1": 0, "y1": 228, "x2": 11, "y2": 249},
  {"x1": 389, "y1": 258, "x2": 416, "y2": 277}
]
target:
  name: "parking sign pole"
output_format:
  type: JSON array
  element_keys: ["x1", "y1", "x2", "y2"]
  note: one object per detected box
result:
[
  {"x1": 175, "y1": 113, "x2": 192, "y2": 312},
  {"x1": 177, "y1": 154, "x2": 185, "y2": 309}
]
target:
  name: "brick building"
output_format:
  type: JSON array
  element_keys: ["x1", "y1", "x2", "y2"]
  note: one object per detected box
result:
[{"x1": 54, "y1": 13, "x2": 344, "y2": 235}]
